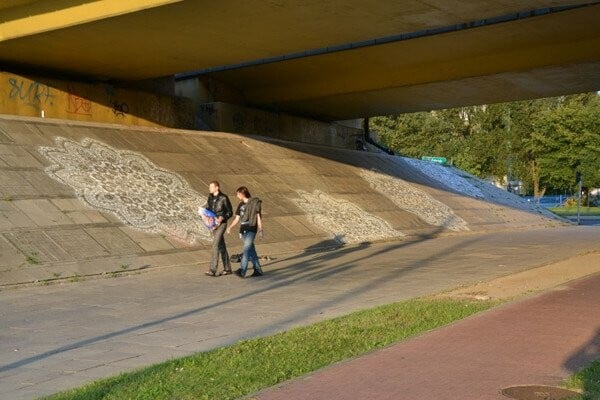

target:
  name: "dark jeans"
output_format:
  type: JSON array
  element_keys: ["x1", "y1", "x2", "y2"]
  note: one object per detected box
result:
[
  {"x1": 209, "y1": 222, "x2": 231, "y2": 273},
  {"x1": 239, "y1": 230, "x2": 262, "y2": 276}
]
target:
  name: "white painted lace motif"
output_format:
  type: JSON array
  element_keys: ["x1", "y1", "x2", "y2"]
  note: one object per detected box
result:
[
  {"x1": 400, "y1": 158, "x2": 484, "y2": 199},
  {"x1": 292, "y1": 190, "x2": 404, "y2": 244},
  {"x1": 360, "y1": 169, "x2": 469, "y2": 231},
  {"x1": 39, "y1": 137, "x2": 209, "y2": 243}
]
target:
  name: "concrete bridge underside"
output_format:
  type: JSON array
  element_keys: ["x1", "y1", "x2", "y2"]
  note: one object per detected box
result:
[{"x1": 1, "y1": 1, "x2": 599, "y2": 120}]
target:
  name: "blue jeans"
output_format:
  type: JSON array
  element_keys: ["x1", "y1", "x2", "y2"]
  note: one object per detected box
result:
[{"x1": 240, "y1": 231, "x2": 262, "y2": 276}]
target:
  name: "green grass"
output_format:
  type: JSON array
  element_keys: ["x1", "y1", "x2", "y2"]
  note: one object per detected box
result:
[
  {"x1": 549, "y1": 206, "x2": 600, "y2": 217},
  {"x1": 564, "y1": 359, "x2": 600, "y2": 400},
  {"x1": 44, "y1": 298, "x2": 496, "y2": 400}
]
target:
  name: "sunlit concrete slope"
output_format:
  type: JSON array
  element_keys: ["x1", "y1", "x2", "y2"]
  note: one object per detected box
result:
[{"x1": 0, "y1": 115, "x2": 563, "y2": 286}]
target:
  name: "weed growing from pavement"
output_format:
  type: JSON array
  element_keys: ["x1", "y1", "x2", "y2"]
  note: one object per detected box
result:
[
  {"x1": 44, "y1": 298, "x2": 497, "y2": 400},
  {"x1": 565, "y1": 359, "x2": 600, "y2": 400},
  {"x1": 26, "y1": 252, "x2": 41, "y2": 265}
]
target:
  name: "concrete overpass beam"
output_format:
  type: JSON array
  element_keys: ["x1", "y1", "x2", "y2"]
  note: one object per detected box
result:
[
  {"x1": 241, "y1": 6, "x2": 600, "y2": 105},
  {"x1": 0, "y1": 0, "x2": 182, "y2": 41}
]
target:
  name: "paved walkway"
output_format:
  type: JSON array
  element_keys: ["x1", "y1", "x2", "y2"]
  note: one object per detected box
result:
[
  {"x1": 255, "y1": 272, "x2": 600, "y2": 400},
  {"x1": 0, "y1": 226, "x2": 599, "y2": 399}
]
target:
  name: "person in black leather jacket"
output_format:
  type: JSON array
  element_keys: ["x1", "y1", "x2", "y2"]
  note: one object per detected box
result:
[
  {"x1": 226, "y1": 186, "x2": 264, "y2": 278},
  {"x1": 205, "y1": 181, "x2": 233, "y2": 277}
]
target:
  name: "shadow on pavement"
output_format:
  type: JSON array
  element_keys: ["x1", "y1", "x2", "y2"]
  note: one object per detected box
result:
[
  {"x1": 0, "y1": 224, "x2": 470, "y2": 374},
  {"x1": 564, "y1": 327, "x2": 600, "y2": 396}
]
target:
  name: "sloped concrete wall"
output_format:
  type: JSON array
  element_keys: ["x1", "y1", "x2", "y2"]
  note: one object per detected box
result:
[{"x1": 0, "y1": 115, "x2": 562, "y2": 286}]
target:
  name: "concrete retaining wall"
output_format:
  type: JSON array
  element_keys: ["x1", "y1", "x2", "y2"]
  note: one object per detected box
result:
[
  {"x1": 0, "y1": 71, "x2": 195, "y2": 129},
  {"x1": 197, "y1": 102, "x2": 364, "y2": 149},
  {"x1": 0, "y1": 72, "x2": 364, "y2": 150}
]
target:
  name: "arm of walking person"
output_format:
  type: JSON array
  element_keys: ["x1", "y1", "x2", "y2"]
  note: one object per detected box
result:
[
  {"x1": 214, "y1": 197, "x2": 225, "y2": 226},
  {"x1": 257, "y1": 213, "x2": 263, "y2": 239},
  {"x1": 226, "y1": 215, "x2": 240, "y2": 234}
]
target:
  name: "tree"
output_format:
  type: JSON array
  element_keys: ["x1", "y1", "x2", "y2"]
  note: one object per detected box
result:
[
  {"x1": 369, "y1": 92, "x2": 600, "y2": 196},
  {"x1": 529, "y1": 93, "x2": 600, "y2": 194}
]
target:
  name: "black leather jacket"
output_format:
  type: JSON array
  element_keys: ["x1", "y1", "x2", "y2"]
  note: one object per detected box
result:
[{"x1": 207, "y1": 192, "x2": 232, "y2": 221}]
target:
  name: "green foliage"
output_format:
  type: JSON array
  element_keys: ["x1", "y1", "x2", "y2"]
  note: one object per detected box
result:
[
  {"x1": 564, "y1": 358, "x2": 600, "y2": 400},
  {"x1": 530, "y1": 93, "x2": 600, "y2": 191},
  {"x1": 371, "y1": 92, "x2": 600, "y2": 195},
  {"x1": 44, "y1": 298, "x2": 495, "y2": 400},
  {"x1": 563, "y1": 197, "x2": 580, "y2": 207}
]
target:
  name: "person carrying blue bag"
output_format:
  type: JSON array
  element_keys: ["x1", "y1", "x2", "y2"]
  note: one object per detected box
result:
[
  {"x1": 227, "y1": 186, "x2": 264, "y2": 278},
  {"x1": 205, "y1": 180, "x2": 233, "y2": 277}
]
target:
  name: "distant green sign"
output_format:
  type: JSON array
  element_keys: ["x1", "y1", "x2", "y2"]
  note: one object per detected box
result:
[{"x1": 421, "y1": 156, "x2": 447, "y2": 165}]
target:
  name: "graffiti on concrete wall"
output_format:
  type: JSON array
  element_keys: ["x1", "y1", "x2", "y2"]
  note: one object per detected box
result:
[
  {"x1": 2, "y1": 73, "x2": 193, "y2": 129},
  {"x1": 360, "y1": 169, "x2": 469, "y2": 231},
  {"x1": 7, "y1": 78, "x2": 55, "y2": 108},
  {"x1": 199, "y1": 103, "x2": 218, "y2": 117},
  {"x1": 291, "y1": 190, "x2": 404, "y2": 244},
  {"x1": 197, "y1": 103, "x2": 219, "y2": 129},
  {"x1": 104, "y1": 85, "x2": 129, "y2": 117},
  {"x1": 38, "y1": 137, "x2": 210, "y2": 244},
  {"x1": 66, "y1": 90, "x2": 92, "y2": 115},
  {"x1": 112, "y1": 102, "x2": 129, "y2": 117}
]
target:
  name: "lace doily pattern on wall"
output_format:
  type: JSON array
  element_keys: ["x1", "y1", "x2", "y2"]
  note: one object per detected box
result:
[
  {"x1": 291, "y1": 190, "x2": 404, "y2": 244},
  {"x1": 360, "y1": 169, "x2": 469, "y2": 231},
  {"x1": 400, "y1": 158, "x2": 484, "y2": 199},
  {"x1": 39, "y1": 137, "x2": 209, "y2": 244}
]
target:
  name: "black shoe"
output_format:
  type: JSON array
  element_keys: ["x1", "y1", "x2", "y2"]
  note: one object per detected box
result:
[
  {"x1": 235, "y1": 269, "x2": 246, "y2": 278},
  {"x1": 251, "y1": 270, "x2": 263, "y2": 277}
]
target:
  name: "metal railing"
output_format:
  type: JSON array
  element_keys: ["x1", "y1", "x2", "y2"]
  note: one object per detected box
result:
[{"x1": 522, "y1": 195, "x2": 571, "y2": 208}]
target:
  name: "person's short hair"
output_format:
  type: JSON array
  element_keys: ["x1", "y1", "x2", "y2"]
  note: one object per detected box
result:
[
  {"x1": 236, "y1": 186, "x2": 251, "y2": 198},
  {"x1": 210, "y1": 180, "x2": 220, "y2": 188}
]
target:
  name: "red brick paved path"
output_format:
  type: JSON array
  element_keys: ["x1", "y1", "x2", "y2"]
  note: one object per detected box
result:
[{"x1": 256, "y1": 274, "x2": 600, "y2": 400}]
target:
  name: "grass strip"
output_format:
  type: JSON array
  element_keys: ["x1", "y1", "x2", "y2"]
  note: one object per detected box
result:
[
  {"x1": 564, "y1": 359, "x2": 600, "y2": 400},
  {"x1": 549, "y1": 206, "x2": 600, "y2": 217},
  {"x1": 45, "y1": 298, "x2": 496, "y2": 400}
]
